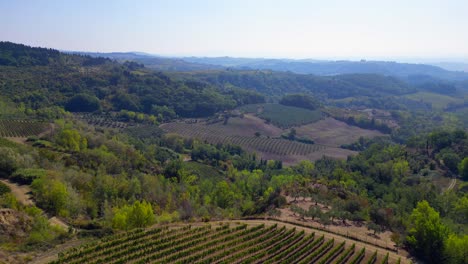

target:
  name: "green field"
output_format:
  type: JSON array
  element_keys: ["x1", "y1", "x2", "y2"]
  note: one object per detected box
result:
[
  {"x1": 403, "y1": 92, "x2": 464, "y2": 110},
  {"x1": 239, "y1": 103, "x2": 323, "y2": 128},
  {"x1": 52, "y1": 222, "x2": 398, "y2": 264}
]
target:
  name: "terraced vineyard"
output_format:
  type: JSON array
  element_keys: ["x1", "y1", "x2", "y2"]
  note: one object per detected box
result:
[
  {"x1": 0, "y1": 119, "x2": 50, "y2": 137},
  {"x1": 51, "y1": 223, "x2": 401, "y2": 264},
  {"x1": 74, "y1": 113, "x2": 131, "y2": 129},
  {"x1": 162, "y1": 122, "x2": 326, "y2": 156}
]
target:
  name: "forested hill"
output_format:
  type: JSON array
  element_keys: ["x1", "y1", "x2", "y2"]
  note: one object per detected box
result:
[
  {"x1": 71, "y1": 51, "x2": 223, "y2": 72},
  {"x1": 183, "y1": 57, "x2": 468, "y2": 81},
  {"x1": 0, "y1": 42, "x2": 264, "y2": 118},
  {"x1": 175, "y1": 70, "x2": 415, "y2": 100},
  {"x1": 2, "y1": 41, "x2": 464, "y2": 119}
]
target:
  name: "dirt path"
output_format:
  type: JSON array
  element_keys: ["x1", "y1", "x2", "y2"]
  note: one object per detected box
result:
[
  {"x1": 5, "y1": 137, "x2": 28, "y2": 144},
  {"x1": 0, "y1": 179, "x2": 34, "y2": 206},
  {"x1": 446, "y1": 178, "x2": 457, "y2": 192},
  {"x1": 30, "y1": 238, "x2": 89, "y2": 264},
  {"x1": 0, "y1": 179, "x2": 70, "y2": 231}
]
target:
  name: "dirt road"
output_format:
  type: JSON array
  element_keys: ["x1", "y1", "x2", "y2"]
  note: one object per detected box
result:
[
  {"x1": 0, "y1": 179, "x2": 70, "y2": 231},
  {"x1": 446, "y1": 178, "x2": 457, "y2": 192},
  {"x1": 0, "y1": 179, "x2": 34, "y2": 206}
]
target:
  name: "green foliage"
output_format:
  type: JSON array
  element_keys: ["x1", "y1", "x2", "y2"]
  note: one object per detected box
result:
[
  {"x1": 239, "y1": 103, "x2": 323, "y2": 128},
  {"x1": 65, "y1": 93, "x2": 101, "y2": 112},
  {"x1": 24, "y1": 206, "x2": 67, "y2": 247},
  {"x1": 437, "y1": 150, "x2": 460, "y2": 173},
  {"x1": 31, "y1": 177, "x2": 71, "y2": 217},
  {"x1": 0, "y1": 181, "x2": 11, "y2": 195},
  {"x1": 0, "y1": 41, "x2": 61, "y2": 66},
  {"x1": 112, "y1": 200, "x2": 155, "y2": 230},
  {"x1": 191, "y1": 70, "x2": 414, "y2": 100},
  {"x1": 55, "y1": 129, "x2": 87, "y2": 151},
  {"x1": 444, "y1": 234, "x2": 468, "y2": 264},
  {"x1": 10, "y1": 168, "x2": 47, "y2": 184},
  {"x1": 279, "y1": 93, "x2": 320, "y2": 110},
  {"x1": 0, "y1": 192, "x2": 20, "y2": 209},
  {"x1": 0, "y1": 147, "x2": 20, "y2": 177},
  {"x1": 406, "y1": 200, "x2": 449, "y2": 263},
  {"x1": 0, "y1": 42, "x2": 258, "y2": 120},
  {"x1": 459, "y1": 157, "x2": 468, "y2": 180}
]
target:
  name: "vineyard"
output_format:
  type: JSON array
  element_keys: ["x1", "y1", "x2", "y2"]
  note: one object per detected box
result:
[
  {"x1": 51, "y1": 222, "x2": 401, "y2": 264},
  {"x1": 73, "y1": 113, "x2": 132, "y2": 129},
  {"x1": 238, "y1": 103, "x2": 323, "y2": 128},
  {"x1": 0, "y1": 119, "x2": 50, "y2": 137},
  {"x1": 162, "y1": 122, "x2": 326, "y2": 156}
]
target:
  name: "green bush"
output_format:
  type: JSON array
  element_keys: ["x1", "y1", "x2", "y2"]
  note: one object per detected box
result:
[
  {"x1": 10, "y1": 168, "x2": 47, "y2": 184},
  {"x1": 0, "y1": 181, "x2": 11, "y2": 195}
]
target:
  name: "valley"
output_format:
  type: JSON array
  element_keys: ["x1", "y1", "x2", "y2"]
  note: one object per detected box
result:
[{"x1": 0, "y1": 40, "x2": 467, "y2": 264}]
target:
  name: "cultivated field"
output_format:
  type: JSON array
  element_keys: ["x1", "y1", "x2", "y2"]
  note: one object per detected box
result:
[
  {"x1": 239, "y1": 103, "x2": 323, "y2": 128},
  {"x1": 161, "y1": 117, "x2": 356, "y2": 164},
  {"x1": 51, "y1": 221, "x2": 403, "y2": 264},
  {"x1": 73, "y1": 113, "x2": 131, "y2": 129},
  {"x1": 295, "y1": 118, "x2": 385, "y2": 147},
  {"x1": 0, "y1": 119, "x2": 50, "y2": 138}
]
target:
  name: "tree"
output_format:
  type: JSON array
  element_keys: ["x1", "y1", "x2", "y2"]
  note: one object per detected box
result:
[
  {"x1": 444, "y1": 234, "x2": 468, "y2": 264},
  {"x1": 366, "y1": 222, "x2": 382, "y2": 236},
  {"x1": 453, "y1": 195, "x2": 468, "y2": 224},
  {"x1": 279, "y1": 94, "x2": 320, "y2": 110},
  {"x1": 65, "y1": 94, "x2": 101, "y2": 112},
  {"x1": 287, "y1": 128, "x2": 296, "y2": 140},
  {"x1": 128, "y1": 201, "x2": 155, "y2": 228},
  {"x1": 56, "y1": 129, "x2": 87, "y2": 151},
  {"x1": 406, "y1": 200, "x2": 449, "y2": 263},
  {"x1": 458, "y1": 157, "x2": 468, "y2": 180},
  {"x1": 0, "y1": 147, "x2": 19, "y2": 177},
  {"x1": 437, "y1": 150, "x2": 460, "y2": 173},
  {"x1": 112, "y1": 200, "x2": 155, "y2": 230},
  {"x1": 392, "y1": 160, "x2": 409, "y2": 179},
  {"x1": 31, "y1": 178, "x2": 70, "y2": 217},
  {"x1": 307, "y1": 206, "x2": 322, "y2": 220}
]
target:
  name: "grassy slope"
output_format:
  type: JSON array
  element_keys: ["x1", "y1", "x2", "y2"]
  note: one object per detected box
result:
[{"x1": 403, "y1": 92, "x2": 463, "y2": 110}]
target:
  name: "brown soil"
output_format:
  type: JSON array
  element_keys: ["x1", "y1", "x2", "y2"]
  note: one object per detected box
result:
[
  {"x1": 276, "y1": 196, "x2": 410, "y2": 258},
  {"x1": 29, "y1": 238, "x2": 88, "y2": 264},
  {"x1": 0, "y1": 179, "x2": 33, "y2": 206},
  {"x1": 206, "y1": 114, "x2": 283, "y2": 137},
  {"x1": 295, "y1": 118, "x2": 385, "y2": 147},
  {"x1": 4, "y1": 137, "x2": 28, "y2": 144},
  {"x1": 214, "y1": 219, "x2": 411, "y2": 264},
  {"x1": 0, "y1": 179, "x2": 70, "y2": 231},
  {"x1": 259, "y1": 147, "x2": 357, "y2": 166}
]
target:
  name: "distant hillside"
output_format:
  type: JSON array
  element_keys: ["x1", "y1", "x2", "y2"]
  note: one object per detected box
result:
[
  {"x1": 0, "y1": 42, "x2": 110, "y2": 67},
  {"x1": 178, "y1": 70, "x2": 415, "y2": 100},
  {"x1": 0, "y1": 42, "x2": 264, "y2": 119},
  {"x1": 432, "y1": 62, "x2": 468, "y2": 72},
  {"x1": 71, "y1": 51, "x2": 223, "y2": 72},
  {"x1": 183, "y1": 57, "x2": 468, "y2": 81}
]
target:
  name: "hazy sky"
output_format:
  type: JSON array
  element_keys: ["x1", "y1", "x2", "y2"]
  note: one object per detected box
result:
[{"x1": 1, "y1": 0, "x2": 468, "y2": 60}]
